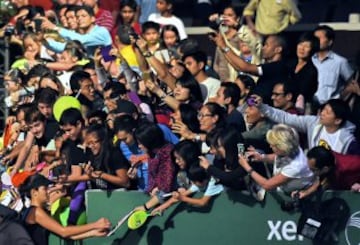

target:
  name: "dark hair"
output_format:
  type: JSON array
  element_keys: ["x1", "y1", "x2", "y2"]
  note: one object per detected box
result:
[
  {"x1": 26, "y1": 64, "x2": 51, "y2": 81},
  {"x1": 25, "y1": 106, "x2": 46, "y2": 124},
  {"x1": 273, "y1": 80, "x2": 299, "y2": 104},
  {"x1": 70, "y1": 70, "x2": 91, "y2": 92},
  {"x1": 172, "y1": 140, "x2": 201, "y2": 171},
  {"x1": 307, "y1": 146, "x2": 335, "y2": 186},
  {"x1": 134, "y1": 122, "x2": 166, "y2": 154},
  {"x1": 114, "y1": 115, "x2": 137, "y2": 133},
  {"x1": 216, "y1": 127, "x2": 244, "y2": 170},
  {"x1": 87, "y1": 110, "x2": 107, "y2": 125},
  {"x1": 120, "y1": 0, "x2": 137, "y2": 11},
  {"x1": 221, "y1": 82, "x2": 241, "y2": 107},
  {"x1": 39, "y1": 73, "x2": 64, "y2": 95},
  {"x1": 59, "y1": 108, "x2": 84, "y2": 126},
  {"x1": 322, "y1": 99, "x2": 350, "y2": 127},
  {"x1": 202, "y1": 102, "x2": 226, "y2": 129},
  {"x1": 76, "y1": 5, "x2": 95, "y2": 16},
  {"x1": 187, "y1": 164, "x2": 208, "y2": 182},
  {"x1": 64, "y1": 40, "x2": 87, "y2": 60},
  {"x1": 83, "y1": 59, "x2": 95, "y2": 70},
  {"x1": 178, "y1": 103, "x2": 201, "y2": 133},
  {"x1": 5, "y1": 69, "x2": 25, "y2": 85},
  {"x1": 16, "y1": 103, "x2": 34, "y2": 117},
  {"x1": 86, "y1": 124, "x2": 114, "y2": 172},
  {"x1": 35, "y1": 87, "x2": 58, "y2": 106},
  {"x1": 182, "y1": 51, "x2": 207, "y2": 70},
  {"x1": 103, "y1": 82, "x2": 127, "y2": 98},
  {"x1": 298, "y1": 32, "x2": 320, "y2": 57},
  {"x1": 267, "y1": 34, "x2": 288, "y2": 56},
  {"x1": 116, "y1": 24, "x2": 134, "y2": 45},
  {"x1": 314, "y1": 25, "x2": 335, "y2": 42},
  {"x1": 236, "y1": 74, "x2": 255, "y2": 98},
  {"x1": 307, "y1": 146, "x2": 335, "y2": 170},
  {"x1": 142, "y1": 21, "x2": 160, "y2": 33},
  {"x1": 176, "y1": 72, "x2": 203, "y2": 103},
  {"x1": 178, "y1": 38, "x2": 199, "y2": 56},
  {"x1": 18, "y1": 174, "x2": 53, "y2": 200},
  {"x1": 65, "y1": 4, "x2": 80, "y2": 16},
  {"x1": 160, "y1": 25, "x2": 180, "y2": 48}
]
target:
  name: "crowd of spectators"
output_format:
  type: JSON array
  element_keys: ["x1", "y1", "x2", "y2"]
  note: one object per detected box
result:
[{"x1": 0, "y1": 0, "x2": 359, "y2": 243}]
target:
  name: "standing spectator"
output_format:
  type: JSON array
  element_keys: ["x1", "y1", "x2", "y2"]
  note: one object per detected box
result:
[
  {"x1": 312, "y1": 25, "x2": 354, "y2": 106},
  {"x1": 211, "y1": 33, "x2": 290, "y2": 104},
  {"x1": 148, "y1": 0, "x2": 187, "y2": 40},
  {"x1": 289, "y1": 32, "x2": 319, "y2": 114},
  {"x1": 82, "y1": 0, "x2": 114, "y2": 32},
  {"x1": 243, "y1": 0, "x2": 301, "y2": 36}
]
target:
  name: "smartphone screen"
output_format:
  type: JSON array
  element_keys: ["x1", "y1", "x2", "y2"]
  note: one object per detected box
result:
[{"x1": 100, "y1": 45, "x2": 116, "y2": 62}]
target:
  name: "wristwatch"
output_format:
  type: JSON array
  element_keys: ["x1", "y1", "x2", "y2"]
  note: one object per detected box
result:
[{"x1": 222, "y1": 46, "x2": 230, "y2": 53}]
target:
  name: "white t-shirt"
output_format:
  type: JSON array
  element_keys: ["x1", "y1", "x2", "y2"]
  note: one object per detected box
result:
[
  {"x1": 189, "y1": 177, "x2": 224, "y2": 196},
  {"x1": 273, "y1": 148, "x2": 314, "y2": 193},
  {"x1": 199, "y1": 77, "x2": 221, "y2": 103},
  {"x1": 148, "y1": 13, "x2": 188, "y2": 40},
  {"x1": 318, "y1": 128, "x2": 341, "y2": 152}
]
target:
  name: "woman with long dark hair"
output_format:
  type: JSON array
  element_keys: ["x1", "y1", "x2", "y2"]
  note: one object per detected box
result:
[
  {"x1": 134, "y1": 122, "x2": 176, "y2": 211},
  {"x1": 84, "y1": 124, "x2": 130, "y2": 189},
  {"x1": 199, "y1": 127, "x2": 247, "y2": 190}
]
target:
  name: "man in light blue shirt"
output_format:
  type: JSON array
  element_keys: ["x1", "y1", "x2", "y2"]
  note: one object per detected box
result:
[
  {"x1": 312, "y1": 25, "x2": 353, "y2": 105},
  {"x1": 41, "y1": 5, "x2": 112, "y2": 57},
  {"x1": 136, "y1": 0, "x2": 157, "y2": 24}
]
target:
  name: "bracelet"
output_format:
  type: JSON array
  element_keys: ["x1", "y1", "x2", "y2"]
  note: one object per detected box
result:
[
  {"x1": 247, "y1": 168, "x2": 254, "y2": 176},
  {"x1": 143, "y1": 51, "x2": 153, "y2": 58},
  {"x1": 159, "y1": 93, "x2": 167, "y2": 100},
  {"x1": 143, "y1": 203, "x2": 150, "y2": 211}
]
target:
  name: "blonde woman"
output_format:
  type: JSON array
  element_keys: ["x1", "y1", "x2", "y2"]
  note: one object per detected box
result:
[{"x1": 239, "y1": 124, "x2": 314, "y2": 193}]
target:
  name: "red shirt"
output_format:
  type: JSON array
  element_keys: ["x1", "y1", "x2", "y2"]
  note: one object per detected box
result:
[{"x1": 95, "y1": 8, "x2": 114, "y2": 32}]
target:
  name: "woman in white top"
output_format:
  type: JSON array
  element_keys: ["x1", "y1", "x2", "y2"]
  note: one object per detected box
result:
[{"x1": 239, "y1": 124, "x2": 314, "y2": 194}]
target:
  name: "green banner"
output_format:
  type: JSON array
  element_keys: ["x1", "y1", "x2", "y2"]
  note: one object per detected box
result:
[{"x1": 77, "y1": 190, "x2": 360, "y2": 245}]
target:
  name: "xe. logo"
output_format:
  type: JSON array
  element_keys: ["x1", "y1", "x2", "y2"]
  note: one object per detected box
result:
[{"x1": 267, "y1": 220, "x2": 304, "y2": 241}]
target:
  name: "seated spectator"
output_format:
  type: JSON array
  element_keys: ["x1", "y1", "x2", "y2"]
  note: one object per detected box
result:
[{"x1": 239, "y1": 124, "x2": 315, "y2": 194}]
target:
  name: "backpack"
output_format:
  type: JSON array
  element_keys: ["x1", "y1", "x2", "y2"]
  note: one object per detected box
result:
[{"x1": 297, "y1": 195, "x2": 350, "y2": 244}]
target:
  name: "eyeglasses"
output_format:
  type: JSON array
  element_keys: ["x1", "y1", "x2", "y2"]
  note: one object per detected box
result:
[
  {"x1": 197, "y1": 113, "x2": 213, "y2": 119},
  {"x1": 87, "y1": 139, "x2": 100, "y2": 147},
  {"x1": 272, "y1": 92, "x2": 285, "y2": 97}
]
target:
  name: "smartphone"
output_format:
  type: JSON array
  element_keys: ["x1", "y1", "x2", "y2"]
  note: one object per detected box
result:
[
  {"x1": 237, "y1": 143, "x2": 245, "y2": 155},
  {"x1": 34, "y1": 19, "x2": 43, "y2": 33},
  {"x1": 100, "y1": 45, "x2": 116, "y2": 62}
]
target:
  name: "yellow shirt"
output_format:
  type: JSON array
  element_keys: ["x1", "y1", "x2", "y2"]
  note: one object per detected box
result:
[
  {"x1": 116, "y1": 45, "x2": 139, "y2": 68},
  {"x1": 243, "y1": 0, "x2": 301, "y2": 35}
]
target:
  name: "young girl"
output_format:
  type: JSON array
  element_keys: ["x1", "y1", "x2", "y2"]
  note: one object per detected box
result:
[
  {"x1": 18, "y1": 174, "x2": 111, "y2": 244},
  {"x1": 159, "y1": 24, "x2": 181, "y2": 64}
]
